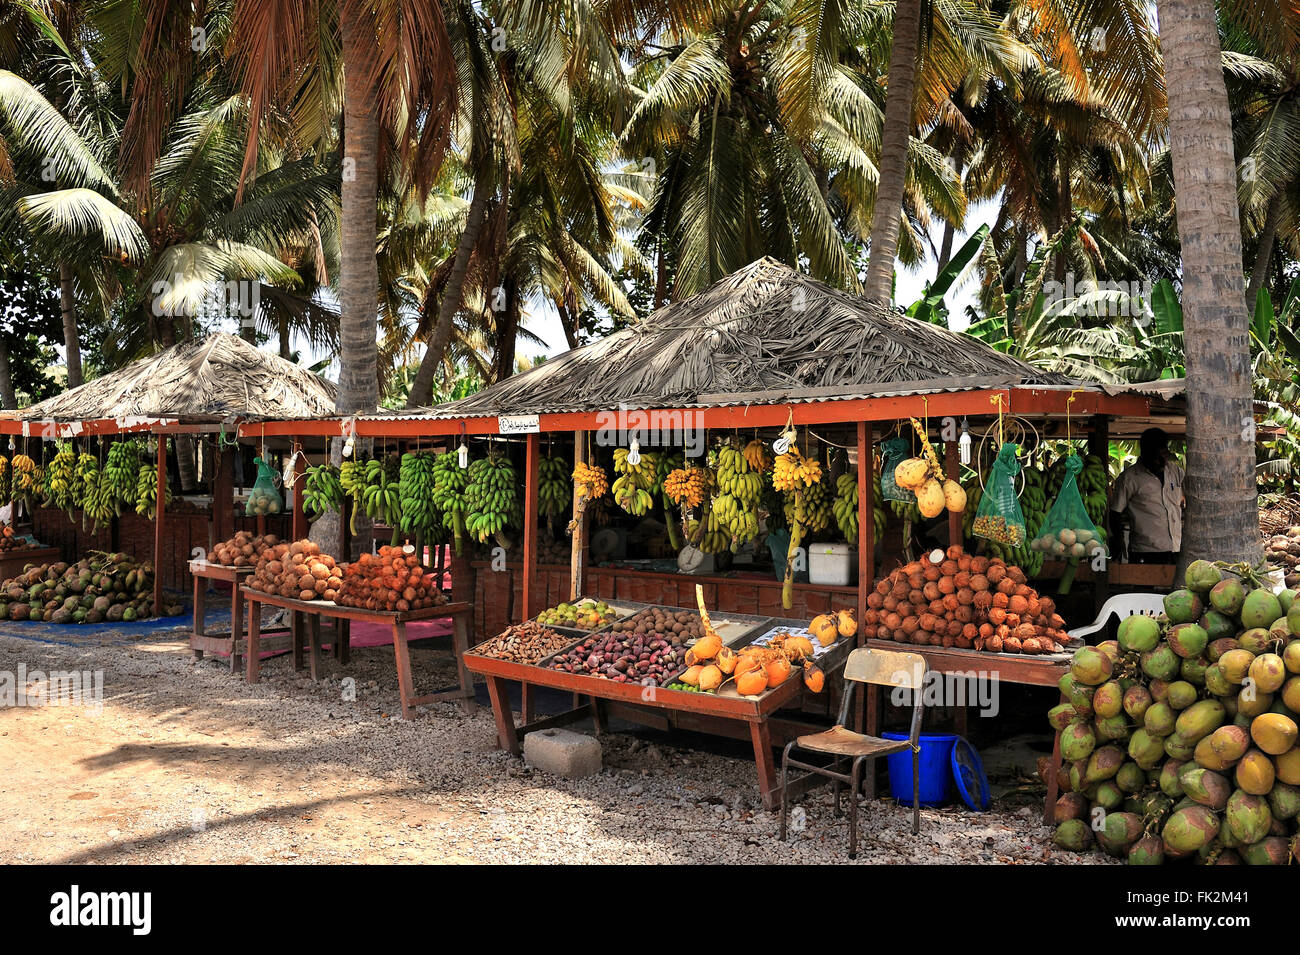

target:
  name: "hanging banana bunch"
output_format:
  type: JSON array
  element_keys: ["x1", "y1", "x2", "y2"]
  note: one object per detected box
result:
[
  {"x1": 302, "y1": 463, "x2": 344, "y2": 521},
  {"x1": 833, "y1": 473, "x2": 859, "y2": 544},
  {"x1": 362, "y1": 455, "x2": 402, "y2": 535},
  {"x1": 44, "y1": 445, "x2": 76, "y2": 515},
  {"x1": 713, "y1": 443, "x2": 762, "y2": 550},
  {"x1": 12, "y1": 453, "x2": 37, "y2": 505},
  {"x1": 397, "y1": 451, "x2": 438, "y2": 536},
  {"x1": 742, "y1": 438, "x2": 772, "y2": 473},
  {"x1": 134, "y1": 462, "x2": 170, "y2": 519},
  {"x1": 433, "y1": 450, "x2": 470, "y2": 554},
  {"x1": 0, "y1": 456, "x2": 10, "y2": 504},
  {"x1": 82, "y1": 468, "x2": 116, "y2": 533},
  {"x1": 773, "y1": 446, "x2": 825, "y2": 610},
  {"x1": 539, "y1": 454, "x2": 570, "y2": 518},
  {"x1": 611, "y1": 447, "x2": 657, "y2": 516},
  {"x1": 103, "y1": 441, "x2": 141, "y2": 513},
  {"x1": 465, "y1": 453, "x2": 520, "y2": 544}
]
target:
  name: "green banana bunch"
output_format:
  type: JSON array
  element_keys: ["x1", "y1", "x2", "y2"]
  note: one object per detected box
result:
[
  {"x1": 134, "y1": 463, "x2": 168, "y2": 519},
  {"x1": 361, "y1": 455, "x2": 402, "y2": 531},
  {"x1": 0, "y1": 457, "x2": 10, "y2": 504},
  {"x1": 785, "y1": 476, "x2": 830, "y2": 533},
  {"x1": 713, "y1": 443, "x2": 762, "y2": 549},
  {"x1": 539, "y1": 454, "x2": 570, "y2": 517},
  {"x1": 465, "y1": 454, "x2": 520, "y2": 543},
  {"x1": 612, "y1": 447, "x2": 658, "y2": 516},
  {"x1": 655, "y1": 451, "x2": 685, "y2": 550},
  {"x1": 833, "y1": 472, "x2": 859, "y2": 544},
  {"x1": 44, "y1": 445, "x2": 76, "y2": 514},
  {"x1": 432, "y1": 451, "x2": 469, "y2": 555},
  {"x1": 103, "y1": 442, "x2": 140, "y2": 512},
  {"x1": 82, "y1": 467, "x2": 116, "y2": 533},
  {"x1": 302, "y1": 463, "x2": 343, "y2": 520},
  {"x1": 398, "y1": 451, "x2": 439, "y2": 535},
  {"x1": 687, "y1": 505, "x2": 732, "y2": 554}
]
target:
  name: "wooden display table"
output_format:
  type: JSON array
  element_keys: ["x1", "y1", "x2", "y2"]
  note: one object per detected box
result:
[
  {"x1": 241, "y1": 587, "x2": 477, "y2": 719},
  {"x1": 0, "y1": 545, "x2": 60, "y2": 581},
  {"x1": 188, "y1": 560, "x2": 292, "y2": 672},
  {"x1": 464, "y1": 638, "x2": 853, "y2": 810},
  {"x1": 862, "y1": 639, "x2": 1070, "y2": 821}
]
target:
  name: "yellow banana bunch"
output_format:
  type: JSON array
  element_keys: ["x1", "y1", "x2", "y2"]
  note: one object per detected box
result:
[
  {"x1": 12, "y1": 453, "x2": 36, "y2": 502},
  {"x1": 612, "y1": 448, "x2": 658, "y2": 516},
  {"x1": 572, "y1": 461, "x2": 608, "y2": 500},
  {"x1": 785, "y1": 478, "x2": 830, "y2": 533},
  {"x1": 742, "y1": 439, "x2": 772, "y2": 473},
  {"x1": 663, "y1": 466, "x2": 709, "y2": 508},
  {"x1": 714, "y1": 444, "x2": 762, "y2": 549},
  {"x1": 0, "y1": 456, "x2": 8, "y2": 503},
  {"x1": 773, "y1": 447, "x2": 821, "y2": 491}
]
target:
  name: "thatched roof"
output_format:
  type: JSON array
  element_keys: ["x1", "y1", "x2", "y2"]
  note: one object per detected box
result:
[
  {"x1": 410, "y1": 257, "x2": 1068, "y2": 419},
  {"x1": 23, "y1": 333, "x2": 336, "y2": 422}
]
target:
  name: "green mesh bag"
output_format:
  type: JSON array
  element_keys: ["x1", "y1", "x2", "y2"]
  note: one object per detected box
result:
[
  {"x1": 879, "y1": 437, "x2": 912, "y2": 503},
  {"x1": 972, "y1": 442, "x2": 1026, "y2": 548},
  {"x1": 245, "y1": 456, "x2": 284, "y2": 516},
  {"x1": 1031, "y1": 455, "x2": 1105, "y2": 559}
]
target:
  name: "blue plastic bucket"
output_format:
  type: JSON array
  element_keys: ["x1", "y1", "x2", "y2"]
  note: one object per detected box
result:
[{"x1": 881, "y1": 732, "x2": 958, "y2": 806}]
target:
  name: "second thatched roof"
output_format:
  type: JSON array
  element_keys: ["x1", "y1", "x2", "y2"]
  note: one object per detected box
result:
[
  {"x1": 415, "y1": 257, "x2": 1068, "y2": 419},
  {"x1": 23, "y1": 333, "x2": 336, "y2": 422}
]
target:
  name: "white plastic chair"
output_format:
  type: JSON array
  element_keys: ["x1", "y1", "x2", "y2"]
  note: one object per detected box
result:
[{"x1": 1067, "y1": 592, "x2": 1166, "y2": 642}]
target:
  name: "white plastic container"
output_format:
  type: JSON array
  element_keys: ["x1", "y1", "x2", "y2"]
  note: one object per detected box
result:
[{"x1": 808, "y1": 542, "x2": 855, "y2": 586}]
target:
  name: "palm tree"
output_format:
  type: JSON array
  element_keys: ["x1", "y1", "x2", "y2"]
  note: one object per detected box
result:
[{"x1": 1154, "y1": 0, "x2": 1263, "y2": 566}]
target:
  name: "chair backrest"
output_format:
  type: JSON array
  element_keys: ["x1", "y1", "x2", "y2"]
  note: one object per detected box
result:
[
  {"x1": 843, "y1": 648, "x2": 926, "y2": 689},
  {"x1": 1067, "y1": 592, "x2": 1165, "y2": 640}
]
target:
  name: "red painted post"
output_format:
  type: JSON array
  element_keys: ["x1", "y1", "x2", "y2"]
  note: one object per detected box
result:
[
  {"x1": 522, "y1": 432, "x2": 540, "y2": 622},
  {"x1": 154, "y1": 434, "x2": 165, "y2": 617}
]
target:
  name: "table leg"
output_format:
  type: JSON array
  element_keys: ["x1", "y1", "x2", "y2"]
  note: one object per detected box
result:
[
  {"x1": 229, "y1": 583, "x2": 243, "y2": 673},
  {"x1": 865, "y1": 683, "x2": 882, "y2": 800},
  {"x1": 522, "y1": 683, "x2": 535, "y2": 723},
  {"x1": 392, "y1": 620, "x2": 417, "y2": 720},
  {"x1": 453, "y1": 613, "x2": 477, "y2": 715},
  {"x1": 292, "y1": 611, "x2": 304, "y2": 671},
  {"x1": 339, "y1": 618, "x2": 351, "y2": 665},
  {"x1": 191, "y1": 574, "x2": 205, "y2": 660},
  {"x1": 590, "y1": 696, "x2": 606, "y2": 734},
  {"x1": 246, "y1": 598, "x2": 262, "y2": 684},
  {"x1": 1045, "y1": 728, "x2": 1063, "y2": 824},
  {"x1": 308, "y1": 614, "x2": 323, "y2": 681},
  {"x1": 750, "y1": 720, "x2": 778, "y2": 811},
  {"x1": 485, "y1": 675, "x2": 520, "y2": 754}
]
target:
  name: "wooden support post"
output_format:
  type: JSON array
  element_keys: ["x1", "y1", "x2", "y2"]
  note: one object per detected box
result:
[
  {"x1": 570, "y1": 432, "x2": 589, "y2": 600},
  {"x1": 1090, "y1": 414, "x2": 1111, "y2": 615},
  {"x1": 856, "y1": 422, "x2": 871, "y2": 647},
  {"x1": 154, "y1": 434, "x2": 165, "y2": 617},
  {"x1": 291, "y1": 438, "x2": 307, "y2": 541},
  {"x1": 945, "y1": 438, "x2": 962, "y2": 549},
  {"x1": 522, "y1": 432, "x2": 540, "y2": 622},
  {"x1": 214, "y1": 443, "x2": 235, "y2": 543}
]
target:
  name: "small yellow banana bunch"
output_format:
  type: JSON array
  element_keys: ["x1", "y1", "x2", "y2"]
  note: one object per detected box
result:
[
  {"x1": 773, "y1": 447, "x2": 822, "y2": 492},
  {"x1": 572, "y1": 461, "x2": 609, "y2": 500},
  {"x1": 663, "y1": 467, "x2": 709, "y2": 508},
  {"x1": 742, "y1": 439, "x2": 772, "y2": 472}
]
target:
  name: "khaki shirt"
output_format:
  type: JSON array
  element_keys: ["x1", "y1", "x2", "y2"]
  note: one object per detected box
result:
[{"x1": 1110, "y1": 461, "x2": 1185, "y2": 554}]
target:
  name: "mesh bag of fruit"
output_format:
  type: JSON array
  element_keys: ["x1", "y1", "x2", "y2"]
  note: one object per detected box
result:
[
  {"x1": 972, "y1": 442, "x2": 1026, "y2": 548},
  {"x1": 879, "y1": 437, "x2": 912, "y2": 502},
  {"x1": 1032, "y1": 455, "x2": 1104, "y2": 559},
  {"x1": 245, "y1": 456, "x2": 284, "y2": 516}
]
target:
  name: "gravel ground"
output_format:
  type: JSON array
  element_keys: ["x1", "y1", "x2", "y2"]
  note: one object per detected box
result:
[{"x1": 0, "y1": 625, "x2": 1105, "y2": 864}]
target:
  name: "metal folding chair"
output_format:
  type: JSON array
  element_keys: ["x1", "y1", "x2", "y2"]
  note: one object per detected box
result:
[{"x1": 780, "y1": 648, "x2": 927, "y2": 858}]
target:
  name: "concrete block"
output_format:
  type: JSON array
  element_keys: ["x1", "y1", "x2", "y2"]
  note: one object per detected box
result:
[{"x1": 523, "y1": 728, "x2": 602, "y2": 778}]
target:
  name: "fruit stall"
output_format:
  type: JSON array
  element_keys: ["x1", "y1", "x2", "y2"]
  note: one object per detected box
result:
[
  {"x1": 239, "y1": 260, "x2": 1194, "y2": 803},
  {"x1": 0, "y1": 334, "x2": 335, "y2": 622}
]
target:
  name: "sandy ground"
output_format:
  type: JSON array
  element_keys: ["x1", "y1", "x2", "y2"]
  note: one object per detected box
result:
[{"x1": 0, "y1": 624, "x2": 1100, "y2": 864}]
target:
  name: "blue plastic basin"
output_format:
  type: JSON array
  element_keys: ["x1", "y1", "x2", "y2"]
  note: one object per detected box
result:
[{"x1": 881, "y1": 732, "x2": 958, "y2": 806}]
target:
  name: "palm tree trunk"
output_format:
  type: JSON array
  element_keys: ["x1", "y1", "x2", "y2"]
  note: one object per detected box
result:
[
  {"x1": 863, "y1": 0, "x2": 922, "y2": 305},
  {"x1": 338, "y1": 5, "x2": 381, "y2": 415},
  {"x1": 936, "y1": 220, "x2": 955, "y2": 273},
  {"x1": 492, "y1": 278, "x2": 520, "y2": 383},
  {"x1": 1246, "y1": 194, "x2": 1281, "y2": 312},
  {"x1": 1156, "y1": 0, "x2": 1262, "y2": 568},
  {"x1": 278, "y1": 310, "x2": 291, "y2": 359},
  {"x1": 58, "y1": 262, "x2": 82, "y2": 388},
  {"x1": 177, "y1": 436, "x2": 198, "y2": 492},
  {"x1": 405, "y1": 170, "x2": 492, "y2": 408},
  {"x1": 0, "y1": 335, "x2": 16, "y2": 409},
  {"x1": 1055, "y1": 146, "x2": 1072, "y2": 285}
]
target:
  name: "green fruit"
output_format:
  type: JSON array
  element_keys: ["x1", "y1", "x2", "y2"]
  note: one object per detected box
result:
[
  {"x1": 1206, "y1": 637, "x2": 1239, "y2": 662},
  {"x1": 1162, "y1": 805, "x2": 1220, "y2": 854},
  {"x1": 1175, "y1": 699, "x2": 1226, "y2": 743},
  {"x1": 1144, "y1": 702, "x2": 1177, "y2": 737},
  {"x1": 1048, "y1": 703, "x2": 1076, "y2": 731},
  {"x1": 1240, "y1": 836, "x2": 1291, "y2": 865},
  {"x1": 1180, "y1": 656, "x2": 1208, "y2": 686},
  {"x1": 1168, "y1": 623, "x2": 1208, "y2": 660},
  {"x1": 1141, "y1": 644, "x2": 1180, "y2": 682},
  {"x1": 1092, "y1": 780, "x2": 1124, "y2": 810},
  {"x1": 1117, "y1": 614, "x2": 1160, "y2": 653},
  {"x1": 1115, "y1": 762, "x2": 1147, "y2": 793},
  {"x1": 1209, "y1": 578, "x2": 1246, "y2": 616},
  {"x1": 1265, "y1": 781, "x2": 1300, "y2": 820},
  {"x1": 1097, "y1": 811, "x2": 1143, "y2": 857},
  {"x1": 1220, "y1": 648, "x2": 1255, "y2": 684},
  {"x1": 1280, "y1": 589, "x2": 1296, "y2": 614},
  {"x1": 1238, "y1": 628, "x2": 1272, "y2": 655},
  {"x1": 1199, "y1": 610, "x2": 1237, "y2": 642},
  {"x1": 1085, "y1": 744, "x2": 1126, "y2": 783},
  {"x1": 1184, "y1": 559, "x2": 1222, "y2": 594},
  {"x1": 1179, "y1": 766, "x2": 1231, "y2": 810},
  {"x1": 1128, "y1": 728, "x2": 1166, "y2": 769},
  {"x1": 1207, "y1": 724, "x2": 1251, "y2": 764},
  {"x1": 1127, "y1": 833, "x2": 1164, "y2": 865},
  {"x1": 1289, "y1": 604, "x2": 1300, "y2": 636},
  {"x1": 1092, "y1": 681, "x2": 1124, "y2": 718},
  {"x1": 1225, "y1": 789, "x2": 1273, "y2": 845},
  {"x1": 1241, "y1": 589, "x2": 1282, "y2": 630},
  {"x1": 1164, "y1": 589, "x2": 1204, "y2": 624},
  {"x1": 1052, "y1": 818, "x2": 1093, "y2": 852},
  {"x1": 1123, "y1": 685, "x2": 1153, "y2": 721},
  {"x1": 1070, "y1": 646, "x2": 1112, "y2": 686},
  {"x1": 1166, "y1": 680, "x2": 1197, "y2": 710},
  {"x1": 1068, "y1": 683, "x2": 1097, "y2": 718},
  {"x1": 1159, "y1": 759, "x2": 1186, "y2": 798},
  {"x1": 1094, "y1": 714, "x2": 1130, "y2": 742},
  {"x1": 1060, "y1": 721, "x2": 1097, "y2": 762},
  {"x1": 1054, "y1": 792, "x2": 1090, "y2": 823}
]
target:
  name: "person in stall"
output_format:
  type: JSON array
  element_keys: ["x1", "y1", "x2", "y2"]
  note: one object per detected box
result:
[{"x1": 1108, "y1": 428, "x2": 1185, "y2": 564}]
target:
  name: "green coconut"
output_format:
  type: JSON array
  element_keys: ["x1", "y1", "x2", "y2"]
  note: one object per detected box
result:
[
  {"x1": 1237, "y1": 688, "x2": 1273, "y2": 719},
  {"x1": 1159, "y1": 759, "x2": 1186, "y2": 798},
  {"x1": 1052, "y1": 818, "x2": 1093, "y2": 852},
  {"x1": 1123, "y1": 684, "x2": 1153, "y2": 722},
  {"x1": 1143, "y1": 701, "x2": 1177, "y2": 737},
  {"x1": 1180, "y1": 656, "x2": 1208, "y2": 686},
  {"x1": 1054, "y1": 792, "x2": 1090, "y2": 822},
  {"x1": 1127, "y1": 728, "x2": 1166, "y2": 769},
  {"x1": 1204, "y1": 664, "x2": 1233, "y2": 697},
  {"x1": 1248, "y1": 653, "x2": 1287, "y2": 694},
  {"x1": 1238, "y1": 628, "x2": 1273, "y2": 655},
  {"x1": 1241, "y1": 589, "x2": 1282, "y2": 631},
  {"x1": 1240, "y1": 836, "x2": 1291, "y2": 865},
  {"x1": 1070, "y1": 646, "x2": 1113, "y2": 686},
  {"x1": 1094, "y1": 714, "x2": 1130, "y2": 742},
  {"x1": 1048, "y1": 703, "x2": 1077, "y2": 731},
  {"x1": 1092, "y1": 681, "x2": 1124, "y2": 719},
  {"x1": 1162, "y1": 804, "x2": 1220, "y2": 854},
  {"x1": 1178, "y1": 766, "x2": 1232, "y2": 810},
  {"x1": 1164, "y1": 734, "x2": 1197, "y2": 761},
  {"x1": 1060, "y1": 721, "x2": 1097, "y2": 763},
  {"x1": 1284, "y1": 639, "x2": 1300, "y2": 674},
  {"x1": 1175, "y1": 699, "x2": 1226, "y2": 743},
  {"x1": 1225, "y1": 789, "x2": 1273, "y2": 845},
  {"x1": 1141, "y1": 644, "x2": 1180, "y2": 682},
  {"x1": 1115, "y1": 761, "x2": 1147, "y2": 794},
  {"x1": 1127, "y1": 833, "x2": 1164, "y2": 865},
  {"x1": 1097, "y1": 811, "x2": 1144, "y2": 857},
  {"x1": 1165, "y1": 680, "x2": 1197, "y2": 710},
  {"x1": 1206, "y1": 637, "x2": 1240, "y2": 663},
  {"x1": 1163, "y1": 589, "x2": 1204, "y2": 625},
  {"x1": 1209, "y1": 578, "x2": 1246, "y2": 616},
  {"x1": 1235, "y1": 749, "x2": 1276, "y2": 796},
  {"x1": 1265, "y1": 781, "x2": 1300, "y2": 820},
  {"x1": 1207, "y1": 724, "x2": 1251, "y2": 764},
  {"x1": 1185, "y1": 560, "x2": 1222, "y2": 594},
  {"x1": 1219, "y1": 648, "x2": 1256, "y2": 684},
  {"x1": 1168, "y1": 623, "x2": 1208, "y2": 660},
  {"x1": 1117, "y1": 614, "x2": 1161, "y2": 653},
  {"x1": 1092, "y1": 780, "x2": 1124, "y2": 810},
  {"x1": 1085, "y1": 744, "x2": 1126, "y2": 784}
]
